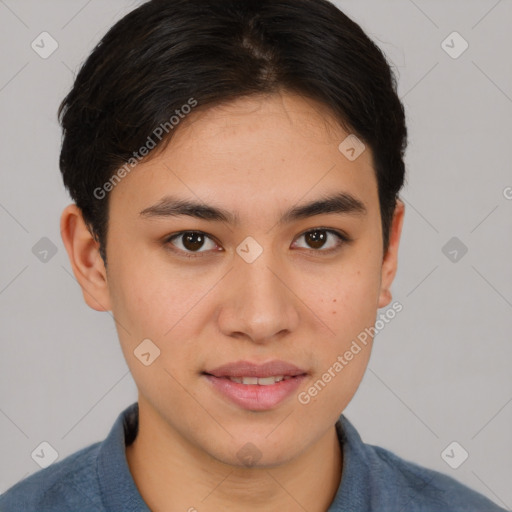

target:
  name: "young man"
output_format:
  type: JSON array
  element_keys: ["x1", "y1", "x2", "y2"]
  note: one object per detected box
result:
[{"x1": 0, "y1": 0, "x2": 506, "y2": 510}]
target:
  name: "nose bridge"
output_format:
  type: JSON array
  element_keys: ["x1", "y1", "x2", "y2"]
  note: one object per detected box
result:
[
  {"x1": 219, "y1": 241, "x2": 299, "y2": 342},
  {"x1": 239, "y1": 255, "x2": 282, "y2": 305},
  {"x1": 235, "y1": 234, "x2": 281, "y2": 293}
]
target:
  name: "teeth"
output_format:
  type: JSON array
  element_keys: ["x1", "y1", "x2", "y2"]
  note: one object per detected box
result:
[
  {"x1": 227, "y1": 375, "x2": 289, "y2": 385},
  {"x1": 257, "y1": 376, "x2": 282, "y2": 385}
]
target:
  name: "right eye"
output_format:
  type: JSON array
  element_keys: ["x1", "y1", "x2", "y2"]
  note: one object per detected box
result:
[{"x1": 165, "y1": 231, "x2": 222, "y2": 258}]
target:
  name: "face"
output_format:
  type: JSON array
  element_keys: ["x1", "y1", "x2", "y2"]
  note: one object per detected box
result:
[{"x1": 62, "y1": 91, "x2": 403, "y2": 468}]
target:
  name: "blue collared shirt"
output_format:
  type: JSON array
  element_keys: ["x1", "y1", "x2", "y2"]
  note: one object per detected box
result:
[{"x1": 0, "y1": 402, "x2": 506, "y2": 511}]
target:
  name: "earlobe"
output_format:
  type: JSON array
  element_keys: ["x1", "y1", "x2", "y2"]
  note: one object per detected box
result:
[
  {"x1": 60, "y1": 204, "x2": 112, "y2": 312},
  {"x1": 378, "y1": 199, "x2": 405, "y2": 309}
]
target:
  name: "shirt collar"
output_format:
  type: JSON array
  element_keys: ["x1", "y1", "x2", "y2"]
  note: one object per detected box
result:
[
  {"x1": 328, "y1": 415, "x2": 372, "y2": 511},
  {"x1": 96, "y1": 402, "x2": 150, "y2": 512}
]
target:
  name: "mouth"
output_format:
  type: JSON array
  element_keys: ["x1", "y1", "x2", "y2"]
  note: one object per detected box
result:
[
  {"x1": 213, "y1": 375, "x2": 299, "y2": 385},
  {"x1": 204, "y1": 359, "x2": 308, "y2": 379},
  {"x1": 202, "y1": 360, "x2": 308, "y2": 410}
]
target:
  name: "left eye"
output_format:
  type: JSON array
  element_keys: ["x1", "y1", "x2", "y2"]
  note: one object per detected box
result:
[
  {"x1": 292, "y1": 229, "x2": 347, "y2": 251},
  {"x1": 167, "y1": 231, "x2": 219, "y2": 253}
]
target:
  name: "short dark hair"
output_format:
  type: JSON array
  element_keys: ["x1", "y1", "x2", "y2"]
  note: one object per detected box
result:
[{"x1": 58, "y1": 0, "x2": 407, "y2": 265}]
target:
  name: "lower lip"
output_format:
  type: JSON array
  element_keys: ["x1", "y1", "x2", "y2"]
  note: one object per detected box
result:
[{"x1": 203, "y1": 374, "x2": 307, "y2": 411}]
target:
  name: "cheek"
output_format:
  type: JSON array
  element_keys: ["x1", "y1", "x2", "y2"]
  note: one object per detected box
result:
[
  {"x1": 107, "y1": 245, "x2": 196, "y2": 338},
  {"x1": 300, "y1": 257, "x2": 382, "y2": 340},
  {"x1": 295, "y1": 270, "x2": 378, "y2": 421},
  {"x1": 293, "y1": 252, "x2": 381, "y2": 410},
  {"x1": 326, "y1": 271, "x2": 379, "y2": 318},
  {"x1": 106, "y1": 250, "x2": 219, "y2": 384},
  {"x1": 107, "y1": 262, "x2": 200, "y2": 403}
]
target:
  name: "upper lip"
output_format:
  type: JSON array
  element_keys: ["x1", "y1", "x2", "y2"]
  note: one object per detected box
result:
[{"x1": 204, "y1": 360, "x2": 308, "y2": 378}]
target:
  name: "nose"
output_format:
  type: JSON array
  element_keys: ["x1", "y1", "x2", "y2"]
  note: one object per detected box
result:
[{"x1": 216, "y1": 247, "x2": 300, "y2": 345}]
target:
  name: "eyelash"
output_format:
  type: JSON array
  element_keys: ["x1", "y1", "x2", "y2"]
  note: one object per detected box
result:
[{"x1": 164, "y1": 228, "x2": 351, "y2": 259}]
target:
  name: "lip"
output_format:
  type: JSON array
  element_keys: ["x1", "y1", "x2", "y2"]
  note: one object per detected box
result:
[
  {"x1": 203, "y1": 360, "x2": 308, "y2": 411},
  {"x1": 204, "y1": 360, "x2": 307, "y2": 378}
]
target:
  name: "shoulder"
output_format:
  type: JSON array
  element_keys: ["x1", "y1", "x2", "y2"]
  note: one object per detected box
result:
[
  {"x1": 0, "y1": 441, "x2": 104, "y2": 512},
  {"x1": 335, "y1": 415, "x2": 506, "y2": 512},
  {"x1": 369, "y1": 442, "x2": 506, "y2": 511}
]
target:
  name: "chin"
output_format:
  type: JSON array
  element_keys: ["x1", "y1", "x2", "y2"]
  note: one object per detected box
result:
[{"x1": 203, "y1": 436, "x2": 297, "y2": 469}]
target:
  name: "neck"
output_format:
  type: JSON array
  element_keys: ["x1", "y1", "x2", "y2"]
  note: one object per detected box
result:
[{"x1": 126, "y1": 399, "x2": 343, "y2": 512}]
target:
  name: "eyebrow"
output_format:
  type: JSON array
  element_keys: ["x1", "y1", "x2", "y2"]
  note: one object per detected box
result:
[{"x1": 139, "y1": 191, "x2": 367, "y2": 225}]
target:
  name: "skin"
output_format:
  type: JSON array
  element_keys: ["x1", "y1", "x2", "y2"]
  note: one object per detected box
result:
[{"x1": 61, "y1": 90, "x2": 404, "y2": 512}]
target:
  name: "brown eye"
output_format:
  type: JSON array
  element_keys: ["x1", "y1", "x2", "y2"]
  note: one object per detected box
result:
[
  {"x1": 304, "y1": 230, "x2": 328, "y2": 249},
  {"x1": 182, "y1": 232, "x2": 206, "y2": 251},
  {"x1": 293, "y1": 229, "x2": 347, "y2": 252},
  {"x1": 167, "y1": 231, "x2": 218, "y2": 254}
]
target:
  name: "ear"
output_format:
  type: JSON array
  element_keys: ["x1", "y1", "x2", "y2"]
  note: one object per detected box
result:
[
  {"x1": 60, "y1": 204, "x2": 112, "y2": 312},
  {"x1": 378, "y1": 199, "x2": 405, "y2": 309}
]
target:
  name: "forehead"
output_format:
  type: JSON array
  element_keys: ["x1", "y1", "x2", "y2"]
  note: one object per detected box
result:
[
  {"x1": 109, "y1": 91, "x2": 379, "y2": 221},
  {"x1": 166, "y1": 91, "x2": 366, "y2": 163}
]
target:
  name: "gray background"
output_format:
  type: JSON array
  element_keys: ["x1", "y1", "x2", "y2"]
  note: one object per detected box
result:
[{"x1": 0, "y1": 0, "x2": 511, "y2": 508}]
